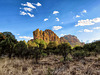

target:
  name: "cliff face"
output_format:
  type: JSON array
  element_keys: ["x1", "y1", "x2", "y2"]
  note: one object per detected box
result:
[
  {"x1": 33, "y1": 29, "x2": 84, "y2": 47},
  {"x1": 33, "y1": 29, "x2": 67, "y2": 43},
  {"x1": 33, "y1": 29, "x2": 60, "y2": 43},
  {"x1": 63, "y1": 34, "x2": 84, "y2": 47}
]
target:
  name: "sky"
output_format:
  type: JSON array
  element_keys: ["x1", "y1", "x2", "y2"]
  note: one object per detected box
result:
[{"x1": 0, "y1": 0, "x2": 100, "y2": 43}]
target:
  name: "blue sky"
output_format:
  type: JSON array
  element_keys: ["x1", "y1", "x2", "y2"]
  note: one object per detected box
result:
[{"x1": 0, "y1": 0, "x2": 100, "y2": 43}]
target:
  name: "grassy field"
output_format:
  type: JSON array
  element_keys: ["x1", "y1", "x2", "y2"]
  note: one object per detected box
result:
[{"x1": 0, "y1": 55, "x2": 100, "y2": 75}]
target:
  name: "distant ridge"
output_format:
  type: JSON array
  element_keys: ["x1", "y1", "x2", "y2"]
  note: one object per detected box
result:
[{"x1": 63, "y1": 34, "x2": 84, "y2": 47}]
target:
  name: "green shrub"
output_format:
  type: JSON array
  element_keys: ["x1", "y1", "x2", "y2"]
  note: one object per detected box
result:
[
  {"x1": 72, "y1": 50, "x2": 89, "y2": 59},
  {"x1": 41, "y1": 53, "x2": 47, "y2": 57}
]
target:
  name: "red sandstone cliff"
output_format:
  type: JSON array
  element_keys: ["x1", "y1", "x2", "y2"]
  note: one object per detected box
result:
[{"x1": 33, "y1": 29, "x2": 67, "y2": 43}]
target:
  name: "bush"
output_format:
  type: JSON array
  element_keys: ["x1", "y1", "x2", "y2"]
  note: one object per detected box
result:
[
  {"x1": 58, "y1": 43, "x2": 71, "y2": 62},
  {"x1": 14, "y1": 41, "x2": 28, "y2": 58},
  {"x1": 41, "y1": 53, "x2": 47, "y2": 57},
  {"x1": 72, "y1": 50, "x2": 89, "y2": 59},
  {"x1": 33, "y1": 47, "x2": 41, "y2": 64},
  {"x1": 0, "y1": 34, "x2": 17, "y2": 58}
]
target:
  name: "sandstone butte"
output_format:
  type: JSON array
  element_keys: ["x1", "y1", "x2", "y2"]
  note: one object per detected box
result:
[{"x1": 33, "y1": 29, "x2": 68, "y2": 43}]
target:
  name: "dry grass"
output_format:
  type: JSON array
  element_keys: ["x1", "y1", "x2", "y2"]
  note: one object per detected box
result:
[{"x1": 0, "y1": 55, "x2": 100, "y2": 75}]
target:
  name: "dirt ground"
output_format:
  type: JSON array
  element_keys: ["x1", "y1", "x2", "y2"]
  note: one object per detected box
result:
[{"x1": 0, "y1": 55, "x2": 100, "y2": 75}]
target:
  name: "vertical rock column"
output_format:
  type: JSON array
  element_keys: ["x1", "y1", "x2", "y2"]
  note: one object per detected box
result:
[{"x1": 33, "y1": 29, "x2": 40, "y2": 39}]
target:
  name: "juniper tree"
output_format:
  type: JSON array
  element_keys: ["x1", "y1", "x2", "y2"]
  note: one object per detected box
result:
[{"x1": 58, "y1": 43, "x2": 71, "y2": 62}]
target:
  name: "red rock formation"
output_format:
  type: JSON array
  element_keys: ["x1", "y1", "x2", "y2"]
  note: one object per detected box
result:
[
  {"x1": 33, "y1": 29, "x2": 84, "y2": 47},
  {"x1": 33, "y1": 29, "x2": 67, "y2": 43}
]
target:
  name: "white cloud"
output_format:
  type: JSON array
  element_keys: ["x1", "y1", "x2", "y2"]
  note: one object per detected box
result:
[
  {"x1": 19, "y1": 36, "x2": 33, "y2": 40},
  {"x1": 56, "y1": 17, "x2": 60, "y2": 21},
  {"x1": 20, "y1": 11, "x2": 34, "y2": 17},
  {"x1": 92, "y1": 18, "x2": 100, "y2": 23},
  {"x1": 44, "y1": 18, "x2": 48, "y2": 21},
  {"x1": 17, "y1": 34, "x2": 20, "y2": 35},
  {"x1": 84, "y1": 29, "x2": 93, "y2": 32},
  {"x1": 82, "y1": 9, "x2": 87, "y2": 13},
  {"x1": 74, "y1": 9, "x2": 87, "y2": 18},
  {"x1": 21, "y1": 2, "x2": 36, "y2": 9},
  {"x1": 53, "y1": 11, "x2": 59, "y2": 15},
  {"x1": 76, "y1": 15, "x2": 80, "y2": 18},
  {"x1": 90, "y1": 38, "x2": 100, "y2": 42},
  {"x1": 78, "y1": 30, "x2": 83, "y2": 32},
  {"x1": 75, "y1": 17, "x2": 100, "y2": 27},
  {"x1": 75, "y1": 19, "x2": 94, "y2": 26},
  {"x1": 27, "y1": 13, "x2": 34, "y2": 17},
  {"x1": 93, "y1": 27, "x2": 100, "y2": 29},
  {"x1": 80, "y1": 9, "x2": 87, "y2": 16},
  {"x1": 60, "y1": 34, "x2": 66, "y2": 37},
  {"x1": 20, "y1": 11, "x2": 27, "y2": 15},
  {"x1": 35, "y1": 2, "x2": 42, "y2": 6},
  {"x1": 23, "y1": 7, "x2": 32, "y2": 12},
  {"x1": 52, "y1": 26, "x2": 62, "y2": 30}
]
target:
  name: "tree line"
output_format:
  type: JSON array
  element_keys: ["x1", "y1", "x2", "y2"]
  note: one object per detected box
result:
[{"x1": 0, "y1": 32, "x2": 100, "y2": 63}]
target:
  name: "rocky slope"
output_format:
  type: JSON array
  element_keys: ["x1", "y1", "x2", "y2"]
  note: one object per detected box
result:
[
  {"x1": 63, "y1": 34, "x2": 84, "y2": 47},
  {"x1": 33, "y1": 29, "x2": 67, "y2": 43},
  {"x1": 33, "y1": 29, "x2": 84, "y2": 46}
]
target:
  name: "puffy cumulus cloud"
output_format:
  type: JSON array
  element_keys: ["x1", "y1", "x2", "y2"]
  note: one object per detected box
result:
[
  {"x1": 35, "y1": 2, "x2": 42, "y2": 6},
  {"x1": 84, "y1": 29, "x2": 93, "y2": 32},
  {"x1": 52, "y1": 26, "x2": 62, "y2": 30},
  {"x1": 53, "y1": 11, "x2": 59, "y2": 15},
  {"x1": 56, "y1": 17, "x2": 60, "y2": 21},
  {"x1": 20, "y1": 11, "x2": 27, "y2": 15},
  {"x1": 19, "y1": 36, "x2": 33, "y2": 40},
  {"x1": 93, "y1": 27, "x2": 100, "y2": 29},
  {"x1": 27, "y1": 13, "x2": 34, "y2": 17},
  {"x1": 60, "y1": 34, "x2": 66, "y2": 37},
  {"x1": 76, "y1": 15, "x2": 80, "y2": 18},
  {"x1": 75, "y1": 17, "x2": 100, "y2": 27},
  {"x1": 44, "y1": 18, "x2": 48, "y2": 21},
  {"x1": 92, "y1": 18, "x2": 100, "y2": 23},
  {"x1": 21, "y1": 2, "x2": 36, "y2": 9},
  {"x1": 23, "y1": 7, "x2": 32, "y2": 12}
]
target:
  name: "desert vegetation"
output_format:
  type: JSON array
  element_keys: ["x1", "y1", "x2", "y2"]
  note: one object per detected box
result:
[{"x1": 0, "y1": 32, "x2": 100, "y2": 75}]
